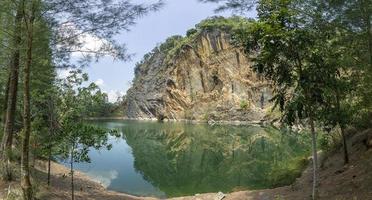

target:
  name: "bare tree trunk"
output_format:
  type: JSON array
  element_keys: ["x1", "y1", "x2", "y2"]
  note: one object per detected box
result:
[
  {"x1": 0, "y1": 3, "x2": 23, "y2": 181},
  {"x1": 70, "y1": 149, "x2": 75, "y2": 200},
  {"x1": 1, "y1": 75, "x2": 10, "y2": 126},
  {"x1": 21, "y1": 2, "x2": 34, "y2": 198},
  {"x1": 340, "y1": 125, "x2": 349, "y2": 164},
  {"x1": 335, "y1": 89, "x2": 349, "y2": 165},
  {"x1": 47, "y1": 147, "x2": 51, "y2": 186},
  {"x1": 310, "y1": 116, "x2": 318, "y2": 200},
  {"x1": 364, "y1": 1, "x2": 372, "y2": 68},
  {"x1": 47, "y1": 97, "x2": 56, "y2": 186}
]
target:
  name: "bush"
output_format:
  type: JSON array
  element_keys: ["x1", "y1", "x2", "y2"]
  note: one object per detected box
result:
[
  {"x1": 318, "y1": 133, "x2": 333, "y2": 152},
  {"x1": 202, "y1": 113, "x2": 209, "y2": 121},
  {"x1": 186, "y1": 28, "x2": 197, "y2": 37},
  {"x1": 240, "y1": 100, "x2": 250, "y2": 110},
  {"x1": 268, "y1": 157, "x2": 309, "y2": 188}
]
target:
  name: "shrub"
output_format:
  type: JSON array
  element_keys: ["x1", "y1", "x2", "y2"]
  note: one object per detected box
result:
[
  {"x1": 240, "y1": 100, "x2": 250, "y2": 110},
  {"x1": 268, "y1": 157, "x2": 309, "y2": 188},
  {"x1": 186, "y1": 28, "x2": 197, "y2": 37}
]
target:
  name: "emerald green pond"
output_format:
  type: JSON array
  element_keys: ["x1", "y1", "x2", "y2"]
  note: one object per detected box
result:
[{"x1": 71, "y1": 120, "x2": 311, "y2": 198}]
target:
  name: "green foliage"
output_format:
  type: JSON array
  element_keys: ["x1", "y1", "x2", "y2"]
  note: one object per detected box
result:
[
  {"x1": 199, "y1": 0, "x2": 255, "y2": 13},
  {"x1": 0, "y1": 0, "x2": 164, "y2": 198},
  {"x1": 195, "y1": 16, "x2": 252, "y2": 32},
  {"x1": 186, "y1": 28, "x2": 197, "y2": 37},
  {"x1": 318, "y1": 133, "x2": 332, "y2": 152},
  {"x1": 159, "y1": 35, "x2": 184, "y2": 53},
  {"x1": 202, "y1": 113, "x2": 210, "y2": 121},
  {"x1": 239, "y1": 100, "x2": 250, "y2": 110},
  {"x1": 268, "y1": 156, "x2": 309, "y2": 188},
  {"x1": 56, "y1": 122, "x2": 112, "y2": 164},
  {"x1": 54, "y1": 70, "x2": 117, "y2": 163}
]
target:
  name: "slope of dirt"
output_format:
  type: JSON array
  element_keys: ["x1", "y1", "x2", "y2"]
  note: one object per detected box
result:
[{"x1": 0, "y1": 161, "x2": 156, "y2": 200}]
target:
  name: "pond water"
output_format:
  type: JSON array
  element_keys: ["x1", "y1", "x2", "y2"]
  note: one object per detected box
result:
[{"x1": 66, "y1": 120, "x2": 311, "y2": 198}]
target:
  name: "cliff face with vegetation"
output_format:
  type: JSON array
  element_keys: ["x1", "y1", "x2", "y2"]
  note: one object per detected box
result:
[{"x1": 124, "y1": 17, "x2": 271, "y2": 121}]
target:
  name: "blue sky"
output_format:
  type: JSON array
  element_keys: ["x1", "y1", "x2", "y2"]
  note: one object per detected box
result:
[{"x1": 66, "y1": 0, "x2": 256, "y2": 102}]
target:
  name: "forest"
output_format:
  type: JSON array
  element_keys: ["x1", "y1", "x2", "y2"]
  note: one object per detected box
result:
[{"x1": 0, "y1": 0, "x2": 371, "y2": 200}]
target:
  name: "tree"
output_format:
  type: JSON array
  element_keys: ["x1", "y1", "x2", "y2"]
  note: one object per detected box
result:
[
  {"x1": 326, "y1": 0, "x2": 372, "y2": 122},
  {"x1": 1, "y1": 0, "x2": 24, "y2": 181},
  {"x1": 0, "y1": 1, "x2": 164, "y2": 199},
  {"x1": 55, "y1": 70, "x2": 115, "y2": 200},
  {"x1": 247, "y1": 2, "x2": 328, "y2": 198},
  {"x1": 203, "y1": 0, "x2": 369, "y2": 197},
  {"x1": 21, "y1": 0, "x2": 37, "y2": 198},
  {"x1": 202, "y1": 1, "x2": 323, "y2": 198},
  {"x1": 57, "y1": 122, "x2": 111, "y2": 200}
]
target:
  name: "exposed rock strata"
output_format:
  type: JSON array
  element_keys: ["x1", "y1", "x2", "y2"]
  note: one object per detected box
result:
[{"x1": 124, "y1": 30, "x2": 271, "y2": 121}]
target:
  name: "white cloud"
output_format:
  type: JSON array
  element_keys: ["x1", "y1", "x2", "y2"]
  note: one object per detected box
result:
[
  {"x1": 57, "y1": 22, "x2": 115, "y2": 58},
  {"x1": 94, "y1": 79, "x2": 105, "y2": 87},
  {"x1": 57, "y1": 69, "x2": 72, "y2": 79},
  {"x1": 86, "y1": 170, "x2": 119, "y2": 188},
  {"x1": 106, "y1": 90, "x2": 126, "y2": 103},
  {"x1": 71, "y1": 33, "x2": 109, "y2": 58}
]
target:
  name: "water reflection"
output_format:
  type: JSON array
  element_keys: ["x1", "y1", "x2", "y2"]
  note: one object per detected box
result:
[{"x1": 74, "y1": 120, "x2": 311, "y2": 198}]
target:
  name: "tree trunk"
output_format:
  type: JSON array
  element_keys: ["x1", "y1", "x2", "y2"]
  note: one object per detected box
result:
[
  {"x1": 1, "y1": 75, "x2": 10, "y2": 126},
  {"x1": 47, "y1": 147, "x2": 51, "y2": 186},
  {"x1": 340, "y1": 125, "x2": 349, "y2": 164},
  {"x1": 364, "y1": 1, "x2": 372, "y2": 68},
  {"x1": 310, "y1": 117, "x2": 318, "y2": 200},
  {"x1": 47, "y1": 99, "x2": 54, "y2": 187},
  {"x1": 70, "y1": 149, "x2": 75, "y2": 200},
  {"x1": 21, "y1": 2, "x2": 35, "y2": 199},
  {"x1": 335, "y1": 89, "x2": 349, "y2": 165},
  {"x1": 0, "y1": 3, "x2": 23, "y2": 181}
]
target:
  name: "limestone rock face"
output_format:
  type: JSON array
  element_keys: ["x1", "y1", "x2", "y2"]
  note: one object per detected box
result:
[{"x1": 124, "y1": 30, "x2": 271, "y2": 121}]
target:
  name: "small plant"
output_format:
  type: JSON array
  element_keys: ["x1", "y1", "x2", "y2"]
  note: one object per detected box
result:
[
  {"x1": 318, "y1": 133, "x2": 332, "y2": 152},
  {"x1": 274, "y1": 195, "x2": 285, "y2": 200},
  {"x1": 202, "y1": 113, "x2": 210, "y2": 121},
  {"x1": 240, "y1": 100, "x2": 250, "y2": 110},
  {"x1": 6, "y1": 186, "x2": 22, "y2": 200}
]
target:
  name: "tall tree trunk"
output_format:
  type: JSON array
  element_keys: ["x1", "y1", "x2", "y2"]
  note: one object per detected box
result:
[
  {"x1": 47, "y1": 146, "x2": 52, "y2": 186},
  {"x1": 47, "y1": 99, "x2": 54, "y2": 187},
  {"x1": 0, "y1": 3, "x2": 23, "y2": 181},
  {"x1": 21, "y1": 2, "x2": 34, "y2": 199},
  {"x1": 335, "y1": 90, "x2": 349, "y2": 165},
  {"x1": 340, "y1": 124, "x2": 349, "y2": 164},
  {"x1": 364, "y1": 0, "x2": 372, "y2": 68},
  {"x1": 1, "y1": 75, "x2": 10, "y2": 126},
  {"x1": 310, "y1": 116, "x2": 318, "y2": 200},
  {"x1": 70, "y1": 149, "x2": 75, "y2": 200}
]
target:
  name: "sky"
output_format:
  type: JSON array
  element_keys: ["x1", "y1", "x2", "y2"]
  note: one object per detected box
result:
[{"x1": 60, "y1": 0, "x2": 257, "y2": 102}]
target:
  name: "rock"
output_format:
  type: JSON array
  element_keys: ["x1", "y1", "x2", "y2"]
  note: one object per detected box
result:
[
  {"x1": 208, "y1": 119, "x2": 216, "y2": 126},
  {"x1": 364, "y1": 129, "x2": 372, "y2": 149},
  {"x1": 124, "y1": 26, "x2": 271, "y2": 122},
  {"x1": 215, "y1": 192, "x2": 225, "y2": 200}
]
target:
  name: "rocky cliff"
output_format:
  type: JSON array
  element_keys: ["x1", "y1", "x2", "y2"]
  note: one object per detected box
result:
[{"x1": 124, "y1": 18, "x2": 271, "y2": 122}]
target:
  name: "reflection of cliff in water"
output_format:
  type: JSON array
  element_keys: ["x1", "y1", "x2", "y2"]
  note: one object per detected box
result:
[{"x1": 118, "y1": 122, "x2": 311, "y2": 197}]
